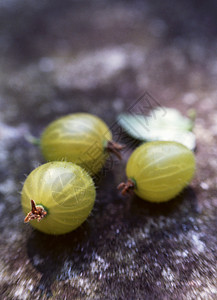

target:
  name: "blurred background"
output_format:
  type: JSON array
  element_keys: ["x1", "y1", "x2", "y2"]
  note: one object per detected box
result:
[
  {"x1": 0, "y1": 0, "x2": 217, "y2": 299},
  {"x1": 1, "y1": 0, "x2": 217, "y2": 128}
]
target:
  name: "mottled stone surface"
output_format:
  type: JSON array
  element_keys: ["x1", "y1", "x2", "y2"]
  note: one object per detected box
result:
[{"x1": 0, "y1": 0, "x2": 217, "y2": 299}]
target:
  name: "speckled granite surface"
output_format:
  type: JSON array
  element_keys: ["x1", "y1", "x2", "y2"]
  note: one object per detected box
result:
[{"x1": 0, "y1": 1, "x2": 217, "y2": 299}]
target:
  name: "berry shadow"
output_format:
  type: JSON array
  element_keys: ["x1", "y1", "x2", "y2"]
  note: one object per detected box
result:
[
  {"x1": 122, "y1": 186, "x2": 200, "y2": 242},
  {"x1": 26, "y1": 222, "x2": 91, "y2": 298},
  {"x1": 129, "y1": 186, "x2": 199, "y2": 218}
]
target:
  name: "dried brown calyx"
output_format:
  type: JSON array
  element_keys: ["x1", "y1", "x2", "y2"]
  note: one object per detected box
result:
[
  {"x1": 24, "y1": 200, "x2": 47, "y2": 223},
  {"x1": 117, "y1": 179, "x2": 135, "y2": 195},
  {"x1": 106, "y1": 140, "x2": 125, "y2": 160}
]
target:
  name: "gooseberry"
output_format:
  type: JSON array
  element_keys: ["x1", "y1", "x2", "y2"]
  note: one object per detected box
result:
[
  {"x1": 22, "y1": 161, "x2": 96, "y2": 234},
  {"x1": 40, "y1": 113, "x2": 124, "y2": 174},
  {"x1": 118, "y1": 141, "x2": 196, "y2": 202}
]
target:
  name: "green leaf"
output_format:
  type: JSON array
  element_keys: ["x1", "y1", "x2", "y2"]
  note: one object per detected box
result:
[{"x1": 117, "y1": 107, "x2": 196, "y2": 150}]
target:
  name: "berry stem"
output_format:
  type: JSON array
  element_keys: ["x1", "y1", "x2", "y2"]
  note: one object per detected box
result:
[
  {"x1": 25, "y1": 134, "x2": 41, "y2": 146},
  {"x1": 24, "y1": 200, "x2": 47, "y2": 223},
  {"x1": 106, "y1": 140, "x2": 125, "y2": 160},
  {"x1": 117, "y1": 179, "x2": 135, "y2": 195}
]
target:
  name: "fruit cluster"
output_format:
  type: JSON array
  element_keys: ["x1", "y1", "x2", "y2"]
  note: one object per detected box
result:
[{"x1": 22, "y1": 113, "x2": 196, "y2": 235}]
